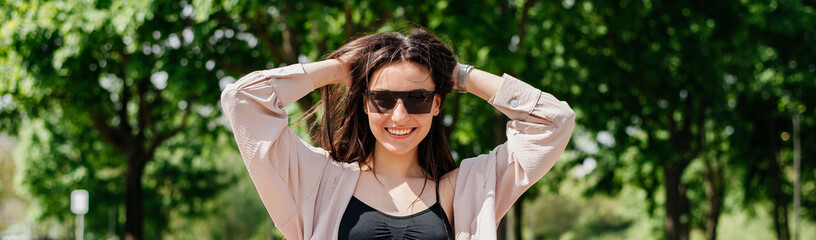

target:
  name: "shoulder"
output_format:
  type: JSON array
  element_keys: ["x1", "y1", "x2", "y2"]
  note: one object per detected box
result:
[
  {"x1": 439, "y1": 167, "x2": 459, "y2": 226},
  {"x1": 440, "y1": 167, "x2": 459, "y2": 194}
]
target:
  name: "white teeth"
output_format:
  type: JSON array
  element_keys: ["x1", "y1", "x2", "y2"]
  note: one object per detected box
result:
[{"x1": 386, "y1": 128, "x2": 412, "y2": 135}]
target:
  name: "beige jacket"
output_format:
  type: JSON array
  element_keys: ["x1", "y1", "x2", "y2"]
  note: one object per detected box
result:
[{"x1": 220, "y1": 64, "x2": 575, "y2": 239}]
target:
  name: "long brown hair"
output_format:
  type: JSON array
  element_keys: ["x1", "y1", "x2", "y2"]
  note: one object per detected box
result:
[{"x1": 318, "y1": 29, "x2": 457, "y2": 183}]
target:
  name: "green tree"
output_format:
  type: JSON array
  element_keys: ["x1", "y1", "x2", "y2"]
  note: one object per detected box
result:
[
  {"x1": 518, "y1": 0, "x2": 813, "y2": 239},
  {"x1": 1, "y1": 0, "x2": 234, "y2": 238},
  {"x1": 727, "y1": 1, "x2": 816, "y2": 239}
]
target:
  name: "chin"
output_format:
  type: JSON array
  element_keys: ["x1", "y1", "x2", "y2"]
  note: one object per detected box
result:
[{"x1": 379, "y1": 142, "x2": 418, "y2": 155}]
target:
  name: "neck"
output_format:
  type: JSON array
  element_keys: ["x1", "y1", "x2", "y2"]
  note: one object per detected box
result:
[{"x1": 368, "y1": 143, "x2": 424, "y2": 179}]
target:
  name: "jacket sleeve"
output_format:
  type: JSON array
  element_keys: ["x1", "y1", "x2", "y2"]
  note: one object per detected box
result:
[
  {"x1": 488, "y1": 74, "x2": 575, "y2": 221},
  {"x1": 457, "y1": 74, "x2": 575, "y2": 228},
  {"x1": 219, "y1": 64, "x2": 330, "y2": 238}
]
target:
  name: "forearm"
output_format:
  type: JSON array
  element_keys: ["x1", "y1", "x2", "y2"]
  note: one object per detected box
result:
[
  {"x1": 453, "y1": 65, "x2": 503, "y2": 101},
  {"x1": 302, "y1": 59, "x2": 349, "y2": 89}
]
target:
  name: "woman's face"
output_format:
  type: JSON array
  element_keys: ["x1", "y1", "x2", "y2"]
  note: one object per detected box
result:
[{"x1": 366, "y1": 61, "x2": 440, "y2": 156}]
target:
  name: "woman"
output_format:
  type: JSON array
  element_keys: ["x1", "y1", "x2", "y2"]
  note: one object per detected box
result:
[{"x1": 220, "y1": 29, "x2": 574, "y2": 239}]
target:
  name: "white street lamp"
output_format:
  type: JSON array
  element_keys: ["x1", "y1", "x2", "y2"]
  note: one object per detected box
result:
[{"x1": 71, "y1": 189, "x2": 89, "y2": 240}]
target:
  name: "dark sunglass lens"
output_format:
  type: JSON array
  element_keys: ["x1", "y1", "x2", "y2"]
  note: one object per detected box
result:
[
  {"x1": 369, "y1": 92, "x2": 395, "y2": 113},
  {"x1": 405, "y1": 100, "x2": 433, "y2": 114},
  {"x1": 404, "y1": 90, "x2": 435, "y2": 114}
]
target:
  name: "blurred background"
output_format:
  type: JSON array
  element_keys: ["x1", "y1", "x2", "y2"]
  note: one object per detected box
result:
[{"x1": 1, "y1": 0, "x2": 814, "y2": 239}]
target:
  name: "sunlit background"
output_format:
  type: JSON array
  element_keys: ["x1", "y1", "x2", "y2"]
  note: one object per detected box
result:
[{"x1": 1, "y1": 0, "x2": 815, "y2": 239}]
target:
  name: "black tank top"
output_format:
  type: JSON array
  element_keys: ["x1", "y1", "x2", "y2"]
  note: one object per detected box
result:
[{"x1": 338, "y1": 183, "x2": 454, "y2": 240}]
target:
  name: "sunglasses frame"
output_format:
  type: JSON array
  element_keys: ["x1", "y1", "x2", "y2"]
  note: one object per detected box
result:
[{"x1": 365, "y1": 89, "x2": 438, "y2": 114}]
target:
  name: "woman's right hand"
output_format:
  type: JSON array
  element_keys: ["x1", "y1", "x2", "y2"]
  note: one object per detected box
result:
[
  {"x1": 335, "y1": 48, "x2": 362, "y2": 87},
  {"x1": 334, "y1": 59, "x2": 353, "y2": 87}
]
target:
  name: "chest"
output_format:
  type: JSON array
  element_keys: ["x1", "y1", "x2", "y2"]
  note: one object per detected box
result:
[{"x1": 351, "y1": 172, "x2": 453, "y2": 217}]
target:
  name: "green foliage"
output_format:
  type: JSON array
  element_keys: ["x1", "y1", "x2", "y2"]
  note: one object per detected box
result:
[
  {"x1": 14, "y1": 117, "x2": 119, "y2": 230},
  {"x1": 522, "y1": 0, "x2": 815, "y2": 236},
  {"x1": 2, "y1": 0, "x2": 234, "y2": 237}
]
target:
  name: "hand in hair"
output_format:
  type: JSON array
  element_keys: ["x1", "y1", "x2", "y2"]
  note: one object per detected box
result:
[
  {"x1": 451, "y1": 64, "x2": 460, "y2": 90},
  {"x1": 334, "y1": 48, "x2": 361, "y2": 87}
]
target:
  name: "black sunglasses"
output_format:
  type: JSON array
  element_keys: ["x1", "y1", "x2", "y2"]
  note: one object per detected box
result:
[{"x1": 365, "y1": 89, "x2": 437, "y2": 114}]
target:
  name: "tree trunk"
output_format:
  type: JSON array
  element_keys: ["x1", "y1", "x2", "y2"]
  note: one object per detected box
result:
[
  {"x1": 665, "y1": 162, "x2": 690, "y2": 240},
  {"x1": 124, "y1": 153, "x2": 146, "y2": 240},
  {"x1": 770, "y1": 154, "x2": 790, "y2": 240},
  {"x1": 514, "y1": 199, "x2": 523, "y2": 240},
  {"x1": 767, "y1": 116, "x2": 790, "y2": 240},
  {"x1": 703, "y1": 157, "x2": 724, "y2": 240},
  {"x1": 793, "y1": 113, "x2": 801, "y2": 240}
]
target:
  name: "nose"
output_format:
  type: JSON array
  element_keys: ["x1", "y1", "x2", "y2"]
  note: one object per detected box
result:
[{"x1": 390, "y1": 99, "x2": 410, "y2": 124}]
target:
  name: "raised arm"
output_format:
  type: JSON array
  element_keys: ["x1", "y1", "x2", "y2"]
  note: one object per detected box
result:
[
  {"x1": 452, "y1": 65, "x2": 575, "y2": 236},
  {"x1": 219, "y1": 59, "x2": 348, "y2": 237}
]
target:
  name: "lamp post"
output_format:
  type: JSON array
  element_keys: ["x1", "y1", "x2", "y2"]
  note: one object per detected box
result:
[{"x1": 71, "y1": 189, "x2": 89, "y2": 240}]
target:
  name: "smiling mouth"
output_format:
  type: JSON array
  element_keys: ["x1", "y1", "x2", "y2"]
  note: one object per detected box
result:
[{"x1": 386, "y1": 128, "x2": 416, "y2": 136}]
